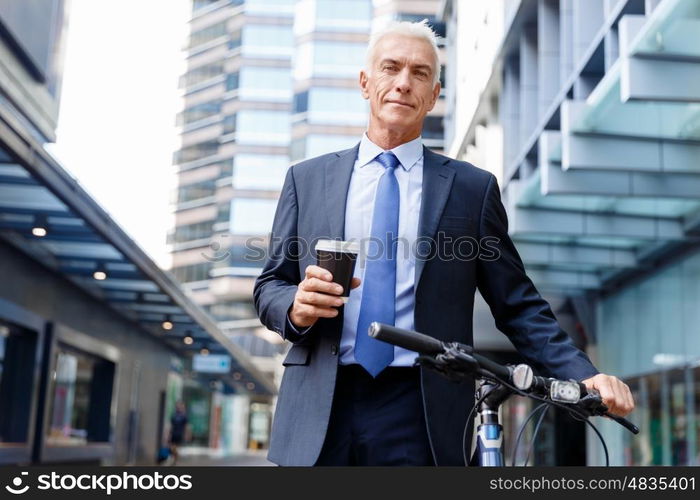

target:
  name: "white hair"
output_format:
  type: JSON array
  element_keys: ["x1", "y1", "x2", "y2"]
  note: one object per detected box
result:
[{"x1": 365, "y1": 20, "x2": 441, "y2": 85}]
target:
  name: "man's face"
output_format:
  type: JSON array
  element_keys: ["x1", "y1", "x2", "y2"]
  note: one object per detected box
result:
[{"x1": 360, "y1": 34, "x2": 440, "y2": 135}]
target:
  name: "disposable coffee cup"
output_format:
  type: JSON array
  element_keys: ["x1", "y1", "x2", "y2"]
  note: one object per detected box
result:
[{"x1": 315, "y1": 239, "x2": 360, "y2": 303}]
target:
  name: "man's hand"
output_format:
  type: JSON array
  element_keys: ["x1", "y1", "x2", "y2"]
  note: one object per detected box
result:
[
  {"x1": 289, "y1": 265, "x2": 361, "y2": 329},
  {"x1": 581, "y1": 373, "x2": 635, "y2": 417}
]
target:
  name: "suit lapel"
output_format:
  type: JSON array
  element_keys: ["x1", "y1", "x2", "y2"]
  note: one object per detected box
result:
[
  {"x1": 324, "y1": 143, "x2": 360, "y2": 239},
  {"x1": 415, "y1": 146, "x2": 455, "y2": 291}
]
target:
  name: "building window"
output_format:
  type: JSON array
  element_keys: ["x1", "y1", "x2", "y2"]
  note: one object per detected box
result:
[
  {"x1": 295, "y1": 0, "x2": 372, "y2": 34},
  {"x1": 228, "y1": 31, "x2": 242, "y2": 51},
  {"x1": 193, "y1": 0, "x2": 222, "y2": 11},
  {"x1": 290, "y1": 138, "x2": 306, "y2": 162},
  {"x1": 291, "y1": 134, "x2": 358, "y2": 162},
  {"x1": 215, "y1": 202, "x2": 231, "y2": 225},
  {"x1": 316, "y1": 0, "x2": 372, "y2": 27},
  {"x1": 305, "y1": 134, "x2": 358, "y2": 160},
  {"x1": 177, "y1": 101, "x2": 221, "y2": 126},
  {"x1": 226, "y1": 72, "x2": 239, "y2": 92},
  {"x1": 46, "y1": 345, "x2": 115, "y2": 445},
  {"x1": 239, "y1": 67, "x2": 292, "y2": 101},
  {"x1": 230, "y1": 198, "x2": 278, "y2": 235},
  {"x1": 422, "y1": 115, "x2": 443, "y2": 140},
  {"x1": 177, "y1": 180, "x2": 216, "y2": 203},
  {"x1": 208, "y1": 301, "x2": 257, "y2": 321},
  {"x1": 189, "y1": 21, "x2": 227, "y2": 49},
  {"x1": 174, "y1": 140, "x2": 219, "y2": 164},
  {"x1": 235, "y1": 110, "x2": 290, "y2": 145},
  {"x1": 223, "y1": 114, "x2": 237, "y2": 135},
  {"x1": 244, "y1": 0, "x2": 295, "y2": 16},
  {"x1": 177, "y1": 179, "x2": 216, "y2": 204},
  {"x1": 241, "y1": 25, "x2": 294, "y2": 58},
  {"x1": 306, "y1": 87, "x2": 367, "y2": 125},
  {"x1": 171, "y1": 263, "x2": 213, "y2": 283},
  {"x1": 294, "y1": 41, "x2": 366, "y2": 80},
  {"x1": 293, "y1": 91, "x2": 309, "y2": 114},
  {"x1": 233, "y1": 154, "x2": 288, "y2": 190},
  {"x1": 170, "y1": 222, "x2": 215, "y2": 245},
  {"x1": 0, "y1": 320, "x2": 38, "y2": 444},
  {"x1": 180, "y1": 63, "x2": 223, "y2": 88}
]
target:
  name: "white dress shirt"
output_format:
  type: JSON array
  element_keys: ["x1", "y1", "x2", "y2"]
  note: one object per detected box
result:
[{"x1": 339, "y1": 133, "x2": 423, "y2": 367}]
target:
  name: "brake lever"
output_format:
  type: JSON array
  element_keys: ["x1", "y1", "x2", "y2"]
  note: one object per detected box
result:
[
  {"x1": 416, "y1": 354, "x2": 472, "y2": 383},
  {"x1": 575, "y1": 388, "x2": 640, "y2": 434}
]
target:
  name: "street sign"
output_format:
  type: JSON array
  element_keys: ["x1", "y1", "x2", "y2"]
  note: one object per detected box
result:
[{"x1": 193, "y1": 354, "x2": 231, "y2": 374}]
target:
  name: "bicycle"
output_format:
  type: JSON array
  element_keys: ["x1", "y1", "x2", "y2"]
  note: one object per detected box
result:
[{"x1": 368, "y1": 322, "x2": 639, "y2": 466}]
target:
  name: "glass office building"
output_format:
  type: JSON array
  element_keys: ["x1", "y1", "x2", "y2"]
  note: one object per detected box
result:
[{"x1": 442, "y1": 0, "x2": 700, "y2": 465}]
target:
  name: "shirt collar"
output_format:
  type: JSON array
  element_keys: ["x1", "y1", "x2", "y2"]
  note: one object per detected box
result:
[{"x1": 357, "y1": 132, "x2": 423, "y2": 171}]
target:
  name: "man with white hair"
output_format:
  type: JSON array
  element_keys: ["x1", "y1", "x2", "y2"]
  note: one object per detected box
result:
[{"x1": 254, "y1": 21, "x2": 634, "y2": 466}]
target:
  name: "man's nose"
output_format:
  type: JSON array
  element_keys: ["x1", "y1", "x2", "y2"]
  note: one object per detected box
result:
[{"x1": 394, "y1": 68, "x2": 412, "y2": 93}]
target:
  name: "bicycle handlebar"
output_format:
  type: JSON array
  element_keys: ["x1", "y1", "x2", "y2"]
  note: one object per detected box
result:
[
  {"x1": 368, "y1": 322, "x2": 444, "y2": 354},
  {"x1": 369, "y1": 322, "x2": 639, "y2": 434}
]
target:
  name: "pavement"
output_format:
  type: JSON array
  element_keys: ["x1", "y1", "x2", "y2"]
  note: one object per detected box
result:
[{"x1": 174, "y1": 451, "x2": 274, "y2": 467}]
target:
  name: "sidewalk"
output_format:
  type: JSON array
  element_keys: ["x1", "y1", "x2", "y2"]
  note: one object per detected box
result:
[{"x1": 175, "y1": 450, "x2": 273, "y2": 467}]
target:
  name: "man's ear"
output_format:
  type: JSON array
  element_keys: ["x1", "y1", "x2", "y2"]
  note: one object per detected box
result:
[{"x1": 359, "y1": 69, "x2": 370, "y2": 99}]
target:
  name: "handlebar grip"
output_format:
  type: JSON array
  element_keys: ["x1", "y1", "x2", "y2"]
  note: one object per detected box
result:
[
  {"x1": 605, "y1": 413, "x2": 640, "y2": 434},
  {"x1": 368, "y1": 323, "x2": 445, "y2": 355}
]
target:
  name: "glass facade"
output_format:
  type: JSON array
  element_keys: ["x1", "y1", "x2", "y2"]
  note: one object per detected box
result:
[
  {"x1": 208, "y1": 301, "x2": 257, "y2": 322},
  {"x1": 303, "y1": 87, "x2": 368, "y2": 125},
  {"x1": 238, "y1": 67, "x2": 292, "y2": 102},
  {"x1": 241, "y1": 25, "x2": 294, "y2": 58},
  {"x1": 244, "y1": 0, "x2": 295, "y2": 16},
  {"x1": 0, "y1": 320, "x2": 37, "y2": 444},
  {"x1": 235, "y1": 110, "x2": 290, "y2": 145},
  {"x1": 229, "y1": 198, "x2": 277, "y2": 235},
  {"x1": 233, "y1": 154, "x2": 288, "y2": 190},
  {"x1": 174, "y1": 140, "x2": 219, "y2": 164},
  {"x1": 171, "y1": 262, "x2": 213, "y2": 283},
  {"x1": 180, "y1": 62, "x2": 224, "y2": 88},
  {"x1": 596, "y1": 248, "x2": 700, "y2": 465},
  {"x1": 177, "y1": 101, "x2": 221, "y2": 126},
  {"x1": 46, "y1": 345, "x2": 115, "y2": 446},
  {"x1": 0, "y1": 0, "x2": 65, "y2": 95},
  {"x1": 177, "y1": 179, "x2": 216, "y2": 204},
  {"x1": 300, "y1": 134, "x2": 358, "y2": 160},
  {"x1": 169, "y1": 221, "x2": 214, "y2": 245},
  {"x1": 293, "y1": 40, "x2": 367, "y2": 80},
  {"x1": 189, "y1": 20, "x2": 227, "y2": 49},
  {"x1": 294, "y1": 0, "x2": 372, "y2": 35},
  {"x1": 183, "y1": 382, "x2": 211, "y2": 447},
  {"x1": 193, "y1": 0, "x2": 224, "y2": 12}
]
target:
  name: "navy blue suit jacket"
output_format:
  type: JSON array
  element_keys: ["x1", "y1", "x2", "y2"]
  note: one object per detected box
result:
[{"x1": 254, "y1": 144, "x2": 599, "y2": 465}]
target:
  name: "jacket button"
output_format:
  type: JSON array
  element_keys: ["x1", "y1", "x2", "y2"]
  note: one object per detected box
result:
[{"x1": 330, "y1": 344, "x2": 338, "y2": 355}]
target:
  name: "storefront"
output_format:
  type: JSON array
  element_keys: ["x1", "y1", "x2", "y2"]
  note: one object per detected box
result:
[{"x1": 595, "y1": 247, "x2": 700, "y2": 465}]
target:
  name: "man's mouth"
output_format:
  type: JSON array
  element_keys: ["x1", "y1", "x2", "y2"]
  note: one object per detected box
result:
[{"x1": 386, "y1": 100, "x2": 414, "y2": 108}]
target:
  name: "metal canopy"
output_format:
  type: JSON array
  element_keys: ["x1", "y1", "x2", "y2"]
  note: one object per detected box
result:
[
  {"x1": 0, "y1": 101, "x2": 275, "y2": 397},
  {"x1": 507, "y1": 0, "x2": 700, "y2": 293}
]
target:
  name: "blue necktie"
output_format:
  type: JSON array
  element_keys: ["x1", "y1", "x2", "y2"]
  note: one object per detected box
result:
[{"x1": 355, "y1": 151, "x2": 400, "y2": 377}]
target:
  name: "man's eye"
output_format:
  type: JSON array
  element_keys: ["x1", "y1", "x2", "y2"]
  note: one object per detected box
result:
[{"x1": 383, "y1": 65, "x2": 398, "y2": 71}]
